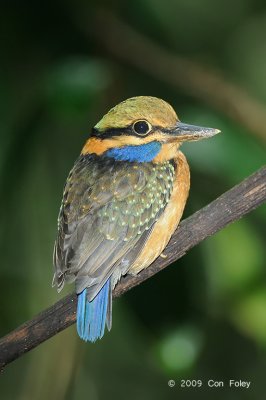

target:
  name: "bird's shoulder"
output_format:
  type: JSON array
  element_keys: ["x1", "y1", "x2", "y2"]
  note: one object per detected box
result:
[{"x1": 60, "y1": 153, "x2": 176, "y2": 226}]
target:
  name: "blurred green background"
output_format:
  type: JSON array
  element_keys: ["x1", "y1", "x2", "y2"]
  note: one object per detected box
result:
[{"x1": 0, "y1": 0, "x2": 265, "y2": 399}]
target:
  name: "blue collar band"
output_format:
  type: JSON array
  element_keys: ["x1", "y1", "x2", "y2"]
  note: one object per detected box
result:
[{"x1": 105, "y1": 141, "x2": 161, "y2": 162}]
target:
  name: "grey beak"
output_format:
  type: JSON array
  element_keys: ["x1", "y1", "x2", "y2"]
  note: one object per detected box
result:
[{"x1": 169, "y1": 121, "x2": 220, "y2": 141}]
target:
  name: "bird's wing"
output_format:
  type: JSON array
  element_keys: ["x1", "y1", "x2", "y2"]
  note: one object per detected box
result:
[{"x1": 53, "y1": 154, "x2": 175, "y2": 300}]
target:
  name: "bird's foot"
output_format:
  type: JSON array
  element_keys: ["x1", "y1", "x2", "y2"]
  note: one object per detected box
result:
[{"x1": 160, "y1": 252, "x2": 167, "y2": 259}]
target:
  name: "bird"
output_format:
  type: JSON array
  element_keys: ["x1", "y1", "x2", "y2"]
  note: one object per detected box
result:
[{"x1": 53, "y1": 96, "x2": 219, "y2": 342}]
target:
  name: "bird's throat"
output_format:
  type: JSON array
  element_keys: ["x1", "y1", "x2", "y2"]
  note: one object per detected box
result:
[{"x1": 105, "y1": 141, "x2": 162, "y2": 162}]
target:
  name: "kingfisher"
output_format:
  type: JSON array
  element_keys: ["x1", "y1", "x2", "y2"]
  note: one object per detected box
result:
[{"x1": 53, "y1": 96, "x2": 219, "y2": 342}]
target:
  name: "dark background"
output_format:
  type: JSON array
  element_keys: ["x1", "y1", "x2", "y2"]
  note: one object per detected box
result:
[{"x1": 0, "y1": 1, "x2": 266, "y2": 399}]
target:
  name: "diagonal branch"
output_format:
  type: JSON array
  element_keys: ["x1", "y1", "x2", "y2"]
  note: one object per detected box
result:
[{"x1": 0, "y1": 166, "x2": 265, "y2": 369}]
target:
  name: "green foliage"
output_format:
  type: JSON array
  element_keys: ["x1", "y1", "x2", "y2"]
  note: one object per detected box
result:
[
  {"x1": 44, "y1": 57, "x2": 111, "y2": 117},
  {"x1": 208, "y1": 221, "x2": 263, "y2": 293},
  {"x1": 156, "y1": 325, "x2": 203, "y2": 374},
  {"x1": 232, "y1": 289, "x2": 266, "y2": 345}
]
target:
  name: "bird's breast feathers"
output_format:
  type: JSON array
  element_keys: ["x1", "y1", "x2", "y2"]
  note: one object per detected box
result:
[{"x1": 128, "y1": 151, "x2": 190, "y2": 274}]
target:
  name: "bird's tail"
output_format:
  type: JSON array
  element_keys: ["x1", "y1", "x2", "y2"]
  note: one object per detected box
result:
[{"x1": 77, "y1": 279, "x2": 112, "y2": 342}]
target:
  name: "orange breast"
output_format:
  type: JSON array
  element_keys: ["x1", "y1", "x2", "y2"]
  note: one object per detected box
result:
[{"x1": 128, "y1": 151, "x2": 190, "y2": 275}]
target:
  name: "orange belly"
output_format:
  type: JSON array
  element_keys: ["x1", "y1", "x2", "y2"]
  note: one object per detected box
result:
[{"x1": 128, "y1": 151, "x2": 190, "y2": 275}]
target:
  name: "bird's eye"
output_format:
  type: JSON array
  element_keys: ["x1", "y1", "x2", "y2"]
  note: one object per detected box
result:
[{"x1": 133, "y1": 120, "x2": 151, "y2": 136}]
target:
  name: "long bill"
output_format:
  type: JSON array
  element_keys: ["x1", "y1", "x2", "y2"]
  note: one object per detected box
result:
[{"x1": 167, "y1": 121, "x2": 220, "y2": 142}]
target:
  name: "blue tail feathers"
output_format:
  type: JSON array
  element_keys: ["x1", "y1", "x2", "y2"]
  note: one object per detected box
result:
[{"x1": 77, "y1": 279, "x2": 111, "y2": 342}]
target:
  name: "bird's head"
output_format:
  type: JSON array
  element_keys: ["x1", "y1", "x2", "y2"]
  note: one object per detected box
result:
[{"x1": 82, "y1": 96, "x2": 220, "y2": 163}]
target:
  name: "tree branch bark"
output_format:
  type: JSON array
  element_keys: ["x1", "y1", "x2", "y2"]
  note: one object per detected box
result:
[{"x1": 0, "y1": 166, "x2": 265, "y2": 369}]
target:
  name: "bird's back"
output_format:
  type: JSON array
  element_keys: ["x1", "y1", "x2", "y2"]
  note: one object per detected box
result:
[{"x1": 53, "y1": 153, "x2": 176, "y2": 300}]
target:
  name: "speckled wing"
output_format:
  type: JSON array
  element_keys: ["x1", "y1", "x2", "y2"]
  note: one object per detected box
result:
[{"x1": 53, "y1": 154, "x2": 175, "y2": 300}]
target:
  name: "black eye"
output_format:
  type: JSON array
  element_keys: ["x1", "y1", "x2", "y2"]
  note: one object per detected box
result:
[{"x1": 133, "y1": 120, "x2": 151, "y2": 135}]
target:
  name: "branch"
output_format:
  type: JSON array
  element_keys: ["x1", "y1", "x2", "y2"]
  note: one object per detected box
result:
[
  {"x1": 88, "y1": 10, "x2": 266, "y2": 144},
  {"x1": 0, "y1": 166, "x2": 265, "y2": 369}
]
